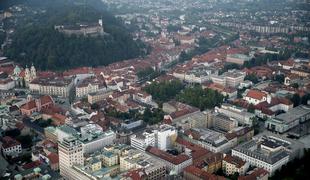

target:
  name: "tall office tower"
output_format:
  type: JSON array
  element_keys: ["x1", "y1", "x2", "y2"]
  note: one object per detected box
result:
[{"x1": 58, "y1": 137, "x2": 84, "y2": 179}]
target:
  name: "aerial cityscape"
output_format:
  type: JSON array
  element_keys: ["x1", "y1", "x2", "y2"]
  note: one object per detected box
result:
[{"x1": 0, "y1": 0, "x2": 309, "y2": 179}]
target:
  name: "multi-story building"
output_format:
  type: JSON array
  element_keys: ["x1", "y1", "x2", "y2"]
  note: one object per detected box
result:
[
  {"x1": 186, "y1": 128, "x2": 236, "y2": 153},
  {"x1": 154, "y1": 124, "x2": 177, "y2": 151},
  {"x1": 76, "y1": 76, "x2": 106, "y2": 98},
  {"x1": 222, "y1": 154, "x2": 249, "y2": 176},
  {"x1": 243, "y1": 89, "x2": 267, "y2": 105},
  {"x1": 0, "y1": 78, "x2": 15, "y2": 90},
  {"x1": 130, "y1": 124, "x2": 177, "y2": 151},
  {"x1": 211, "y1": 69, "x2": 246, "y2": 88},
  {"x1": 232, "y1": 136, "x2": 290, "y2": 175},
  {"x1": 29, "y1": 76, "x2": 74, "y2": 97},
  {"x1": 44, "y1": 126, "x2": 58, "y2": 143},
  {"x1": 213, "y1": 113, "x2": 238, "y2": 132},
  {"x1": 130, "y1": 130, "x2": 155, "y2": 151},
  {"x1": 58, "y1": 137, "x2": 84, "y2": 179},
  {"x1": 80, "y1": 130, "x2": 116, "y2": 155},
  {"x1": 146, "y1": 146, "x2": 192, "y2": 174},
  {"x1": 265, "y1": 105, "x2": 310, "y2": 133},
  {"x1": 238, "y1": 168, "x2": 269, "y2": 180},
  {"x1": 1, "y1": 136, "x2": 22, "y2": 157},
  {"x1": 183, "y1": 165, "x2": 226, "y2": 180},
  {"x1": 173, "y1": 65, "x2": 218, "y2": 84},
  {"x1": 226, "y1": 54, "x2": 251, "y2": 65},
  {"x1": 215, "y1": 103, "x2": 255, "y2": 126},
  {"x1": 120, "y1": 149, "x2": 166, "y2": 179},
  {"x1": 87, "y1": 89, "x2": 113, "y2": 104},
  {"x1": 132, "y1": 90, "x2": 158, "y2": 108},
  {"x1": 56, "y1": 124, "x2": 116, "y2": 154},
  {"x1": 101, "y1": 151, "x2": 118, "y2": 167}
]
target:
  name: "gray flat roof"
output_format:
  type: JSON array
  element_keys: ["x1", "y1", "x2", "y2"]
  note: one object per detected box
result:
[{"x1": 275, "y1": 105, "x2": 310, "y2": 123}]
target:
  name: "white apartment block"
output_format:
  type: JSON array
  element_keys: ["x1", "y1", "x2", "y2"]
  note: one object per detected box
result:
[
  {"x1": 1, "y1": 136, "x2": 22, "y2": 157},
  {"x1": 58, "y1": 137, "x2": 84, "y2": 179},
  {"x1": 154, "y1": 124, "x2": 178, "y2": 151},
  {"x1": 81, "y1": 130, "x2": 116, "y2": 154},
  {"x1": 130, "y1": 130, "x2": 155, "y2": 151},
  {"x1": 211, "y1": 69, "x2": 245, "y2": 87},
  {"x1": 76, "y1": 83, "x2": 100, "y2": 98},
  {"x1": 215, "y1": 103, "x2": 255, "y2": 126}
]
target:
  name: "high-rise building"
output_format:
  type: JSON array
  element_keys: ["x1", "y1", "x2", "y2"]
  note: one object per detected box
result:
[
  {"x1": 154, "y1": 124, "x2": 177, "y2": 151},
  {"x1": 58, "y1": 137, "x2": 84, "y2": 179}
]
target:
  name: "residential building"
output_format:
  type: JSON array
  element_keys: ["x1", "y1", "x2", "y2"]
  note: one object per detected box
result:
[
  {"x1": 211, "y1": 69, "x2": 246, "y2": 88},
  {"x1": 47, "y1": 152, "x2": 59, "y2": 171},
  {"x1": 238, "y1": 168, "x2": 269, "y2": 180},
  {"x1": 173, "y1": 65, "x2": 218, "y2": 84},
  {"x1": 226, "y1": 54, "x2": 251, "y2": 65},
  {"x1": 222, "y1": 154, "x2": 249, "y2": 176},
  {"x1": 183, "y1": 165, "x2": 226, "y2": 180},
  {"x1": 120, "y1": 149, "x2": 166, "y2": 179},
  {"x1": 215, "y1": 103, "x2": 255, "y2": 126},
  {"x1": 87, "y1": 89, "x2": 113, "y2": 104},
  {"x1": 130, "y1": 130, "x2": 155, "y2": 151},
  {"x1": 0, "y1": 78, "x2": 15, "y2": 90},
  {"x1": 154, "y1": 124, "x2": 178, "y2": 151},
  {"x1": 1, "y1": 136, "x2": 22, "y2": 157},
  {"x1": 132, "y1": 90, "x2": 158, "y2": 108},
  {"x1": 254, "y1": 96, "x2": 293, "y2": 119},
  {"x1": 44, "y1": 127, "x2": 58, "y2": 143},
  {"x1": 146, "y1": 146, "x2": 192, "y2": 174},
  {"x1": 213, "y1": 113, "x2": 238, "y2": 132}
]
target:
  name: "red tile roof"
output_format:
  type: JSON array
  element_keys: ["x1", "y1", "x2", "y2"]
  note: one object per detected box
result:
[
  {"x1": 146, "y1": 147, "x2": 191, "y2": 165},
  {"x1": 223, "y1": 155, "x2": 246, "y2": 168},
  {"x1": 246, "y1": 90, "x2": 267, "y2": 100},
  {"x1": 47, "y1": 152, "x2": 59, "y2": 165},
  {"x1": 22, "y1": 160, "x2": 42, "y2": 170},
  {"x1": 1, "y1": 136, "x2": 21, "y2": 149},
  {"x1": 170, "y1": 107, "x2": 199, "y2": 119},
  {"x1": 20, "y1": 95, "x2": 54, "y2": 111},
  {"x1": 184, "y1": 165, "x2": 226, "y2": 180},
  {"x1": 175, "y1": 137, "x2": 210, "y2": 161},
  {"x1": 238, "y1": 168, "x2": 269, "y2": 180},
  {"x1": 21, "y1": 100, "x2": 36, "y2": 110},
  {"x1": 122, "y1": 168, "x2": 146, "y2": 180}
]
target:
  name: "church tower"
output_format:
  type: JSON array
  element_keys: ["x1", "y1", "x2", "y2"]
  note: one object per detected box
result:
[
  {"x1": 30, "y1": 64, "x2": 37, "y2": 80},
  {"x1": 25, "y1": 66, "x2": 30, "y2": 82}
]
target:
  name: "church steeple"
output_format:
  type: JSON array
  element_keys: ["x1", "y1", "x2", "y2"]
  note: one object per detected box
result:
[{"x1": 30, "y1": 63, "x2": 37, "y2": 79}]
